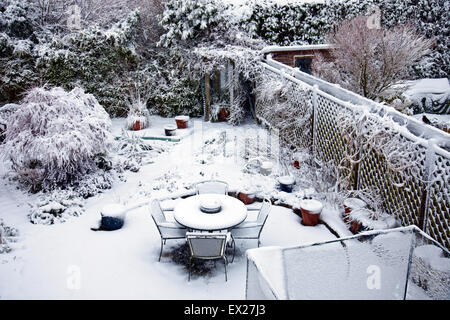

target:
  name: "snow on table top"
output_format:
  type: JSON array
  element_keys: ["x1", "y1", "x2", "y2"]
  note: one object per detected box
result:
[{"x1": 174, "y1": 194, "x2": 247, "y2": 231}]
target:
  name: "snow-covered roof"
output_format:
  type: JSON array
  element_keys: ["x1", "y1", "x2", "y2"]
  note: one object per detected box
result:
[{"x1": 261, "y1": 44, "x2": 335, "y2": 54}]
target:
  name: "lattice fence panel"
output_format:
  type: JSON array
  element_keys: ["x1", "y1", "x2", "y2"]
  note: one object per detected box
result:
[
  {"x1": 425, "y1": 153, "x2": 450, "y2": 249},
  {"x1": 313, "y1": 93, "x2": 356, "y2": 187},
  {"x1": 357, "y1": 137, "x2": 427, "y2": 228}
]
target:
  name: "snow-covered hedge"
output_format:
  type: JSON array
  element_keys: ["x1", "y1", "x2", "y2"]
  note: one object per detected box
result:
[
  {"x1": 36, "y1": 10, "x2": 141, "y2": 116},
  {"x1": 1, "y1": 86, "x2": 113, "y2": 192},
  {"x1": 0, "y1": 0, "x2": 39, "y2": 102}
]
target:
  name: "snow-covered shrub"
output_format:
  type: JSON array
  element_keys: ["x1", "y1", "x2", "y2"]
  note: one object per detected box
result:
[
  {"x1": 255, "y1": 73, "x2": 313, "y2": 152},
  {"x1": 0, "y1": 0, "x2": 40, "y2": 102},
  {"x1": 1, "y1": 86, "x2": 113, "y2": 192},
  {"x1": 158, "y1": 0, "x2": 229, "y2": 48},
  {"x1": 36, "y1": 10, "x2": 141, "y2": 116},
  {"x1": 0, "y1": 218, "x2": 19, "y2": 254},
  {"x1": 141, "y1": 49, "x2": 204, "y2": 117},
  {"x1": 28, "y1": 189, "x2": 84, "y2": 225}
]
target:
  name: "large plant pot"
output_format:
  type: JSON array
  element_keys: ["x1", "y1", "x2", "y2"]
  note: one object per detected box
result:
[
  {"x1": 164, "y1": 125, "x2": 177, "y2": 136},
  {"x1": 238, "y1": 192, "x2": 256, "y2": 205},
  {"x1": 133, "y1": 120, "x2": 143, "y2": 131},
  {"x1": 260, "y1": 161, "x2": 273, "y2": 176},
  {"x1": 300, "y1": 199, "x2": 323, "y2": 226},
  {"x1": 175, "y1": 115, "x2": 190, "y2": 129},
  {"x1": 343, "y1": 198, "x2": 367, "y2": 233},
  {"x1": 278, "y1": 176, "x2": 295, "y2": 193},
  {"x1": 218, "y1": 108, "x2": 228, "y2": 121}
]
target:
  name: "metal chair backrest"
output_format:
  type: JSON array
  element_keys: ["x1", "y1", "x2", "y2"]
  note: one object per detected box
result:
[
  {"x1": 195, "y1": 180, "x2": 229, "y2": 195},
  {"x1": 151, "y1": 199, "x2": 166, "y2": 224},
  {"x1": 257, "y1": 199, "x2": 272, "y2": 225},
  {"x1": 186, "y1": 232, "x2": 227, "y2": 259}
]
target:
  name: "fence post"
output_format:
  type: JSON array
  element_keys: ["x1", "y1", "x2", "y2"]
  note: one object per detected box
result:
[
  {"x1": 311, "y1": 84, "x2": 319, "y2": 159},
  {"x1": 420, "y1": 139, "x2": 437, "y2": 232}
]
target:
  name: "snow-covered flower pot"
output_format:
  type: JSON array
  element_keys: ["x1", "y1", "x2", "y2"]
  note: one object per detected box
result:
[
  {"x1": 278, "y1": 175, "x2": 295, "y2": 193},
  {"x1": 218, "y1": 107, "x2": 228, "y2": 121},
  {"x1": 164, "y1": 125, "x2": 177, "y2": 136},
  {"x1": 299, "y1": 199, "x2": 323, "y2": 226},
  {"x1": 175, "y1": 115, "x2": 190, "y2": 129},
  {"x1": 292, "y1": 152, "x2": 309, "y2": 169},
  {"x1": 343, "y1": 198, "x2": 367, "y2": 223},
  {"x1": 343, "y1": 198, "x2": 367, "y2": 234},
  {"x1": 133, "y1": 120, "x2": 143, "y2": 131},
  {"x1": 99, "y1": 204, "x2": 126, "y2": 231},
  {"x1": 238, "y1": 191, "x2": 256, "y2": 205},
  {"x1": 260, "y1": 161, "x2": 273, "y2": 176}
]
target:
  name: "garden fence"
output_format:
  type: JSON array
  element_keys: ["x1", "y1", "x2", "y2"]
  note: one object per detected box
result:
[{"x1": 256, "y1": 57, "x2": 450, "y2": 250}]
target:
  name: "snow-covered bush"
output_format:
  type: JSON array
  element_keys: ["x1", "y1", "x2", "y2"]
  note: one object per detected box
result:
[
  {"x1": 0, "y1": 218, "x2": 19, "y2": 253},
  {"x1": 158, "y1": 0, "x2": 229, "y2": 48},
  {"x1": 36, "y1": 10, "x2": 141, "y2": 116},
  {"x1": 0, "y1": 86, "x2": 113, "y2": 192},
  {"x1": 255, "y1": 73, "x2": 313, "y2": 151},
  {"x1": 0, "y1": 0, "x2": 40, "y2": 102},
  {"x1": 140, "y1": 49, "x2": 203, "y2": 117},
  {"x1": 28, "y1": 189, "x2": 84, "y2": 225}
]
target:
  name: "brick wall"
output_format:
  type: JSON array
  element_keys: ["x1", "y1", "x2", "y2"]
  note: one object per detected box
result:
[{"x1": 270, "y1": 49, "x2": 332, "y2": 68}]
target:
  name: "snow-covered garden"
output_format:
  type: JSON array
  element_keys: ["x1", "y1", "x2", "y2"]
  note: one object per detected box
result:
[{"x1": 0, "y1": 0, "x2": 449, "y2": 300}]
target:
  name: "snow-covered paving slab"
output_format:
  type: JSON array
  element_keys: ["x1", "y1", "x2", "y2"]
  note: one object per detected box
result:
[{"x1": 0, "y1": 117, "x2": 338, "y2": 299}]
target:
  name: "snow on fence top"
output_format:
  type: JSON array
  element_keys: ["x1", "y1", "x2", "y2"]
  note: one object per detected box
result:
[{"x1": 263, "y1": 55, "x2": 450, "y2": 155}]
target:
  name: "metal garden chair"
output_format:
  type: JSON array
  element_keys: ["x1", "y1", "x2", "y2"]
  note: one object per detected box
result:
[
  {"x1": 195, "y1": 180, "x2": 229, "y2": 195},
  {"x1": 150, "y1": 199, "x2": 187, "y2": 261},
  {"x1": 186, "y1": 232, "x2": 230, "y2": 281},
  {"x1": 230, "y1": 198, "x2": 271, "y2": 247}
]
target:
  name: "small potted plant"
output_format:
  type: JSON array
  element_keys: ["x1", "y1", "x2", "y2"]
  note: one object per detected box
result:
[
  {"x1": 126, "y1": 84, "x2": 150, "y2": 131},
  {"x1": 211, "y1": 103, "x2": 229, "y2": 122},
  {"x1": 299, "y1": 199, "x2": 323, "y2": 226},
  {"x1": 238, "y1": 186, "x2": 257, "y2": 205},
  {"x1": 175, "y1": 115, "x2": 190, "y2": 129}
]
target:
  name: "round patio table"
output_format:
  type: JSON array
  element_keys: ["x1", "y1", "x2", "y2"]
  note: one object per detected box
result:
[{"x1": 173, "y1": 194, "x2": 247, "y2": 231}]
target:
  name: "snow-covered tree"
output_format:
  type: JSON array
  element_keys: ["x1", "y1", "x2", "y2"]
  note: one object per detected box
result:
[
  {"x1": 313, "y1": 16, "x2": 433, "y2": 100},
  {"x1": 0, "y1": 86, "x2": 113, "y2": 192}
]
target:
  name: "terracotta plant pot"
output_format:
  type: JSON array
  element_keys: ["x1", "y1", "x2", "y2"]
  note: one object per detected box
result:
[
  {"x1": 218, "y1": 108, "x2": 228, "y2": 121},
  {"x1": 164, "y1": 125, "x2": 177, "y2": 136},
  {"x1": 238, "y1": 192, "x2": 256, "y2": 205},
  {"x1": 175, "y1": 115, "x2": 189, "y2": 129},
  {"x1": 300, "y1": 199, "x2": 323, "y2": 226},
  {"x1": 133, "y1": 120, "x2": 142, "y2": 131},
  {"x1": 343, "y1": 198, "x2": 367, "y2": 234},
  {"x1": 349, "y1": 220, "x2": 363, "y2": 234}
]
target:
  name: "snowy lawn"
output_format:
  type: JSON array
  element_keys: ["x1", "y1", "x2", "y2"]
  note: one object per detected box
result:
[{"x1": 0, "y1": 116, "x2": 339, "y2": 299}]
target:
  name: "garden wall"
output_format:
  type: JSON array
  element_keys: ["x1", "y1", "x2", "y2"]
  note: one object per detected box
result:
[{"x1": 256, "y1": 57, "x2": 450, "y2": 250}]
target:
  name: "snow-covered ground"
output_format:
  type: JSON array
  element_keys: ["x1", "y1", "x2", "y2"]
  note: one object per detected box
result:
[{"x1": 0, "y1": 116, "x2": 339, "y2": 299}]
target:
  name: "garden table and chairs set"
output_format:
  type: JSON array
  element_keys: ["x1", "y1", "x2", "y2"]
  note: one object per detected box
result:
[{"x1": 150, "y1": 180, "x2": 271, "y2": 281}]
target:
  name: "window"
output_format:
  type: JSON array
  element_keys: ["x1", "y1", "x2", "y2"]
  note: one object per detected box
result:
[{"x1": 294, "y1": 55, "x2": 313, "y2": 74}]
